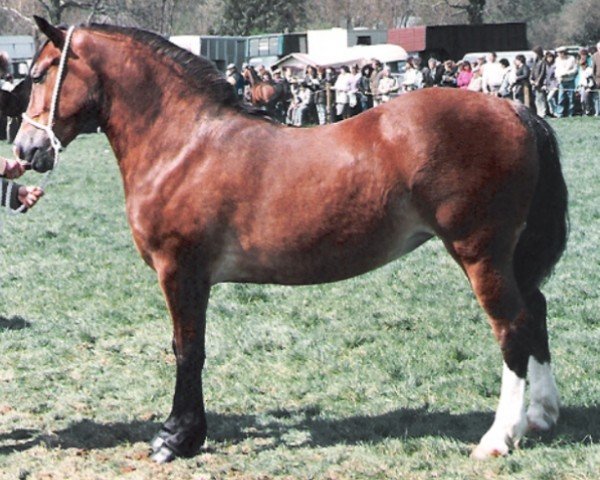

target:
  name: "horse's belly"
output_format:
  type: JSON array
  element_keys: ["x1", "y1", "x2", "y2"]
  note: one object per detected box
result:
[{"x1": 210, "y1": 205, "x2": 434, "y2": 285}]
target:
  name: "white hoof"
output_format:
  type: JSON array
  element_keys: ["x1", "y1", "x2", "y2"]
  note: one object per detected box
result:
[
  {"x1": 471, "y1": 427, "x2": 515, "y2": 460},
  {"x1": 527, "y1": 402, "x2": 559, "y2": 432}
]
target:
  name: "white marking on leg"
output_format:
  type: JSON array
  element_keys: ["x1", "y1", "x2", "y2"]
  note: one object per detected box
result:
[
  {"x1": 472, "y1": 362, "x2": 527, "y2": 459},
  {"x1": 527, "y1": 357, "x2": 560, "y2": 431}
]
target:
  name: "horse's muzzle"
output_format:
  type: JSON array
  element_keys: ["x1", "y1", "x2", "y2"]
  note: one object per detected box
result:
[
  {"x1": 13, "y1": 144, "x2": 55, "y2": 173},
  {"x1": 29, "y1": 148, "x2": 55, "y2": 173}
]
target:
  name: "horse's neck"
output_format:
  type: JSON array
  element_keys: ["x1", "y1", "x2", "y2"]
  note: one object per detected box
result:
[
  {"x1": 251, "y1": 71, "x2": 262, "y2": 85},
  {"x1": 93, "y1": 42, "x2": 200, "y2": 163}
]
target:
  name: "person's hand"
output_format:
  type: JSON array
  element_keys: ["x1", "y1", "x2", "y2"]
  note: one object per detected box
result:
[
  {"x1": 1, "y1": 158, "x2": 25, "y2": 179},
  {"x1": 17, "y1": 186, "x2": 44, "y2": 209}
]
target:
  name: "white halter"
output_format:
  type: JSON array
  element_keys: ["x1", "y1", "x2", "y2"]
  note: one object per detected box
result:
[
  {"x1": 4, "y1": 25, "x2": 76, "y2": 216},
  {"x1": 22, "y1": 25, "x2": 76, "y2": 170}
]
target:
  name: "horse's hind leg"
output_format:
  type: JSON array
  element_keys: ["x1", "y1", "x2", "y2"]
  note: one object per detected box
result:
[
  {"x1": 150, "y1": 257, "x2": 210, "y2": 463},
  {"x1": 523, "y1": 289, "x2": 559, "y2": 432},
  {"x1": 445, "y1": 235, "x2": 548, "y2": 458}
]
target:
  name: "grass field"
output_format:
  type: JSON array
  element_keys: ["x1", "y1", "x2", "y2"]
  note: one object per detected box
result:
[{"x1": 0, "y1": 117, "x2": 598, "y2": 479}]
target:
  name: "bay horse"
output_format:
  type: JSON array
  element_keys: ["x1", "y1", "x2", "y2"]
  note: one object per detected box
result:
[
  {"x1": 15, "y1": 17, "x2": 568, "y2": 464},
  {"x1": 242, "y1": 66, "x2": 288, "y2": 121}
]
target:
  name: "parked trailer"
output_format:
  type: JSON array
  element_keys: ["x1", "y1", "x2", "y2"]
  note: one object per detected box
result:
[
  {"x1": 0, "y1": 35, "x2": 35, "y2": 79},
  {"x1": 245, "y1": 33, "x2": 308, "y2": 69},
  {"x1": 170, "y1": 35, "x2": 246, "y2": 71},
  {"x1": 388, "y1": 23, "x2": 528, "y2": 61}
]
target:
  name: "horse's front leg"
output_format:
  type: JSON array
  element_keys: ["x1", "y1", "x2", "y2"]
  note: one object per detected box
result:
[{"x1": 150, "y1": 258, "x2": 210, "y2": 463}]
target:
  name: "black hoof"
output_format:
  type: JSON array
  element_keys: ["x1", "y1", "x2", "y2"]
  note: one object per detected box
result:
[{"x1": 149, "y1": 426, "x2": 205, "y2": 463}]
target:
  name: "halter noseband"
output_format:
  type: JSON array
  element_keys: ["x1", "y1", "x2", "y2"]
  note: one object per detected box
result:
[{"x1": 22, "y1": 25, "x2": 76, "y2": 166}]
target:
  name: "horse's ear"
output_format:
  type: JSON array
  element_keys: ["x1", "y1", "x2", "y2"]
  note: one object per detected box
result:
[{"x1": 34, "y1": 16, "x2": 66, "y2": 49}]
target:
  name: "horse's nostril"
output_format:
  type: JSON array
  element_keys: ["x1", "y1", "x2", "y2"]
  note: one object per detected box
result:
[
  {"x1": 24, "y1": 147, "x2": 38, "y2": 164},
  {"x1": 31, "y1": 149, "x2": 55, "y2": 173}
]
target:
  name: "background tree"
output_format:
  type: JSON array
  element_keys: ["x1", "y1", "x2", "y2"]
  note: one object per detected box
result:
[
  {"x1": 555, "y1": 0, "x2": 600, "y2": 46},
  {"x1": 218, "y1": 0, "x2": 307, "y2": 35},
  {"x1": 33, "y1": 0, "x2": 108, "y2": 24},
  {"x1": 485, "y1": 0, "x2": 566, "y2": 48},
  {"x1": 443, "y1": 0, "x2": 486, "y2": 24}
]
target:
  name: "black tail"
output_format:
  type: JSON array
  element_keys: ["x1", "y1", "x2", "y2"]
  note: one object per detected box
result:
[{"x1": 513, "y1": 107, "x2": 569, "y2": 293}]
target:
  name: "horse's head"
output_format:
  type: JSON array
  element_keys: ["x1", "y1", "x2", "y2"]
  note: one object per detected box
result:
[{"x1": 14, "y1": 17, "x2": 100, "y2": 172}]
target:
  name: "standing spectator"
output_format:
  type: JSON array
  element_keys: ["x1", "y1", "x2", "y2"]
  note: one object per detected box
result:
[
  {"x1": 333, "y1": 65, "x2": 352, "y2": 121},
  {"x1": 358, "y1": 65, "x2": 374, "y2": 110},
  {"x1": 511, "y1": 54, "x2": 532, "y2": 107},
  {"x1": 272, "y1": 69, "x2": 291, "y2": 121},
  {"x1": 576, "y1": 49, "x2": 594, "y2": 116},
  {"x1": 225, "y1": 64, "x2": 244, "y2": 100},
  {"x1": 348, "y1": 64, "x2": 362, "y2": 116},
  {"x1": 530, "y1": 46, "x2": 548, "y2": 117},
  {"x1": 402, "y1": 58, "x2": 424, "y2": 92},
  {"x1": 440, "y1": 60, "x2": 457, "y2": 88},
  {"x1": 456, "y1": 61, "x2": 474, "y2": 89},
  {"x1": 422, "y1": 57, "x2": 443, "y2": 87},
  {"x1": 593, "y1": 42, "x2": 600, "y2": 116},
  {"x1": 497, "y1": 58, "x2": 513, "y2": 98},
  {"x1": 313, "y1": 67, "x2": 328, "y2": 125},
  {"x1": 544, "y1": 51, "x2": 559, "y2": 117},
  {"x1": 325, "y1": 67, "x2": 337, "y2": 122},
  {"x1": 302, "y1": 65, "x2": 319, "y2": 90},
  {"x1": 481, "y1": 52, "x2": 505, "y2": 95},
  {"x1": 292, "y1": 83, "x2": 314, "y2": 126},
  {"x1": 555, "y1": 46, "x2": 578, "y2": 117},
  {"x1": 369, "y1": 59, "x2": 384, "y2": 106},
  {"x1": 377, "y1": 67, "x2": 398, "y2": 103},
  {"x1": 302, "y1": 65, "x2": 320, "y2": 123}
]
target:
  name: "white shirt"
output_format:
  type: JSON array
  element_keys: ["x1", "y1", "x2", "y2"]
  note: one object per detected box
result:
[
  {"x1": 482, "y1": 62, "x2": 505, "y2": 91},
  {"x1": 402, "y1": 68, "x2": 423, "y2": 89},
  {"x1": 555, "y1": 55, "x2": 577, "y2": 82}
]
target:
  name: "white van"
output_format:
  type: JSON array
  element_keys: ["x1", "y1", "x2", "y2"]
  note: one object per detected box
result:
[{"x1": 462, "y1": 50, "x2": 537, "y2": 67}]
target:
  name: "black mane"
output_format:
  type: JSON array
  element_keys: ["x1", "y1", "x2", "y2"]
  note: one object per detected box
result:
[
  {"x1": 87, "y1": 23, "x2": 272, "y2": 119},
  {"x1": 89, "y1": 23, "x2": 238, "y2": 105}
]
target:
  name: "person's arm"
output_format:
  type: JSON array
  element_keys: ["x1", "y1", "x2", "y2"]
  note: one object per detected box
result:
[
  {"x1": 514, "y1": 65, "x2": 528, "y2": 83},
  {"x1": 0, "y1": 179, "x2": 44, "y2": 211}
]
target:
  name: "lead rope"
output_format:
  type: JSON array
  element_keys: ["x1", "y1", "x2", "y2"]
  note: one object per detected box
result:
[{"x1": 0, "y1": 25, "x2": 76, "y2": 228}]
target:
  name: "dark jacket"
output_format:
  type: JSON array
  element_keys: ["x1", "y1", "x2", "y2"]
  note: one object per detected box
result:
[
  {"x1": 440, "y1": 67, "x2": 457, "y2": 88},
  {"x1": 422, "y1": 65, "x2": 443, "y2": 87},
  {"x1": 592, "y1": 51, "x2": 600, "y2": 88},
  {"x1": 1, "y1": 179, "x2": 23, "y2": 210},
  {"x1": 530, "y1": 58, "x2": 546, "y2": 90}
]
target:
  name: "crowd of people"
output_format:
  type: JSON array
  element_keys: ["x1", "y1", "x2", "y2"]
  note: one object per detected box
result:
[{"x1": 226, "y1": 42, "x2": 600, "y2": 126}]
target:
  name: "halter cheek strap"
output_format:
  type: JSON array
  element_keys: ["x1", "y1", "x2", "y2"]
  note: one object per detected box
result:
[{"x1": 22, "y1": 25, "x2": 76, "y2": 168}]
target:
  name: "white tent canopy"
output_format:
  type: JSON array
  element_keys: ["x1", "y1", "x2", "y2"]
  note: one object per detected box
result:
[{"x1": 272, "y1": 44, "x2": 408, "y2": 71}]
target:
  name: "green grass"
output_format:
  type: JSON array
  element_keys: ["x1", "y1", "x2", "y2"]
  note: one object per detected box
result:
[{"x1": 0, "y1": 117, "x2": 598, "y2": 479}]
